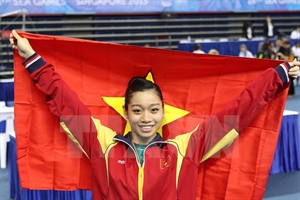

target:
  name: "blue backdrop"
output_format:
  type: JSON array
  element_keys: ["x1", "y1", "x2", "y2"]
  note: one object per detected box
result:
[{"x1": 1, "y1": 0, "x2": 300, "y2": 14}]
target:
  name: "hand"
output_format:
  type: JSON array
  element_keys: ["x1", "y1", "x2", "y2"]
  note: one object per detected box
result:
[
  {"x1": 288, "y1": 59, "x2": 300, "y2": 79},
  {"x1": 10, "y1": 30, "x2": 36, "y2": 59}
]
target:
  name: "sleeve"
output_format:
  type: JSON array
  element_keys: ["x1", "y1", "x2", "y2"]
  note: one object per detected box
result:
[
  {"x1": 175, "y1": 62, "x2": 291, "y2": 164},
  {"x1": 263, "y1": 23, "x2": 267, "y2": 37},
  {"x1": 23, "y1": 53, "x2": 108, "y2": 158}
]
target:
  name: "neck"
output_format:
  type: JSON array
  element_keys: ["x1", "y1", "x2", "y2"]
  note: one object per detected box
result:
[{"x1": 131, "y1": 133, "x2": 157, "y2": 145}]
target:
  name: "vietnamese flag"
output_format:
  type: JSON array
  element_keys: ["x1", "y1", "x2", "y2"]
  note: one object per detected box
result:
[{"x1": 14, "y1": 32, "x2": 288, "y2": 199}]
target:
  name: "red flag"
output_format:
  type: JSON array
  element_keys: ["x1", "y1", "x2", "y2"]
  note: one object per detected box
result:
[{"x1": 14, "y1": 32, "x2": 288, "y2": 199}]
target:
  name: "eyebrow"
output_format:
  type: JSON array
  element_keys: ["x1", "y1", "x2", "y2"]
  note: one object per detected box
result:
[{"x1": 130, "y1": 103, "x2": 161, "y2": 107}]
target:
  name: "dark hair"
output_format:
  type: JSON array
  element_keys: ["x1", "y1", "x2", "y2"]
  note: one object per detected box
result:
[
  {"x1": 124, "y1": 76, "x2": 163, "y2": 110},
  {"x1": 261, "y1": 41, "x2": 271, "y2": 51},
  {"x1": 194, "y1": 43, "x2": 201, "y2": 51},
  {"x1": 282, "y1": 39, "x2": 290, "y2": 45}
]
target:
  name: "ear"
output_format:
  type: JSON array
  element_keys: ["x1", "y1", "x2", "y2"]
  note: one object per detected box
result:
[{"x1": 123, "y1": 105, "x2": 128, "y2": 119}]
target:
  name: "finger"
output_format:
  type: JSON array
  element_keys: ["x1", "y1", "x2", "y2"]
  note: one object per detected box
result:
[
  {"x1": 293, "y1": 59, "x2": 300, "y2": 64},
  {"x1": 9, "y1": 32, "x2": 14, "y2": 41},
  {"x1": 289, "y1": 67, "x2": 299, "y2": 77},
  {"x1": 10, "y1": 44, "x2": 18, "y2": 49},
  {"x1": 9, "y1": 39, "x2": 17, "y2": 49},
  {"x1": 293, "y1": 62, "x2": 300, "y2": 67},
  {"x1": 290, "y1": 61, "x2": 300, "y2": 67},
  {"x1": 290, "y1": 67, "x2": 299, "y2": 73},
  {"x1": 289, "y1": 72, "x2": 298, "y2": 78},
  {"x1": 289, "y1": 72, "x2": 296, "y2": 76},
  {"x1": 9, "y1": 31, "x2": 19, "y2": 48},
  {"x1": 295, "y1": 69, "x2": 299, "y2": 74},
  {"x1": 9, "y1": 36, "x2": 14, "y2": 45},
  {"x1": 289, "y1": 71, "x2": 298, "y2": 75},
  {"x1": 11, "y1": 30, "x2": 22, "y2": 40}
]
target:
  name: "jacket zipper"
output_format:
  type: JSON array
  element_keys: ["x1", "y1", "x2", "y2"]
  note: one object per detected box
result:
[{"x1": 113, "y1": 138, "x2": 169, "y2": 200}]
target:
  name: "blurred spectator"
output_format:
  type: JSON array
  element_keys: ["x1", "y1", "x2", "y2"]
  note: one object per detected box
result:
[
  {"x1": 143, "y1": 43, "x2": 150, "y2": 47},
  {"x1": 263, "y1": 16, "x2": 280, "y2": 38},
  {"x1": 277, "y1": 39, "x2": 295, "y2": 97},
  {"x1": 208, "y1": 49, "x2": 219, "y2": 55},
  {"x1": 290, "y1": 26, "x2": 300, "y2": 39},
  {"x1": 242, "y1": 21, "x2": 254, "y2": 39},
  {"x1": 271, "y1": 38, "x2": 283, "y2": 59},
  {"x1": 256, "y1": 41, "x2": 276, "y2": 59},
  {"x1": 257, "y1": 38, "x2": 278, "y2": 53},
  {"x1": 238, "y1": 44, "x2": 254, "y2": 58},
  {"x1": 277, "y1": 40, "x2": 293, "y2": 60},
  {"x1": 193, "y1": 43, "x2": 205, "y2": 54},
  {"x1": 292, "y1": 43, "x2": 300, "y2": 87},
  {"x1": 268, "y1": 40, "x2": 276, "y2": 60},
  {"x1": 291, "y1": 42, "x2": 300, "y2": 59},
  {"x1": 274, "y1": 38, "x2": 283, "y2": 52}
]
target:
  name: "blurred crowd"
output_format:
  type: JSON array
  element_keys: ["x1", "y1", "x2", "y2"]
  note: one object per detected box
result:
[
  {"x1": 191, "y1": 16, "x2": 300, "y2": 97},
  {"x1": 192, "y1": 16, "x2": 300, "y2": 60}
]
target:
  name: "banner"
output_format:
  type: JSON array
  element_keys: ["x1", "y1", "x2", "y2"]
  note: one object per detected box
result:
[
  {"x1": 1, "y1": 0, "x2": 300, "y2": 14},
  {"x1": 14, "y1": 32, "x2": 288, "y2": 199}
]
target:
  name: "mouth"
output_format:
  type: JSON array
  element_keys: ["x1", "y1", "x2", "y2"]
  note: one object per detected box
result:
[{"x1": 139, "y1": 125, "x2": 154, "y2": 132}]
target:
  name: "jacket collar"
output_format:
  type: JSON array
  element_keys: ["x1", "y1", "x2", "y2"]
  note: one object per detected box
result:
[{"x1": 114, "y1": 132, "x2": 164, "y2": 148}]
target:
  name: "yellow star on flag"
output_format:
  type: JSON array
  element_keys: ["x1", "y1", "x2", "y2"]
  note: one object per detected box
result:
[{"x1": 102, "y1": 72, "x2": 190, "y2": 135}]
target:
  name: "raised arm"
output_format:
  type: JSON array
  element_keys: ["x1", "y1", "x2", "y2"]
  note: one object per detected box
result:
[
  {"x1": 178, "y1": 59, "x2": 299, "y2": 164},
  {"x1": 10, "y1": 30, "x2": 110, "y2": 158}
]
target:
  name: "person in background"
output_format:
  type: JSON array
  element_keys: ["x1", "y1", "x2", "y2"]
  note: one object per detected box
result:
[
  {"x1": 291, "y1": 42, "x2": 300, "y2": 59},
  {"x1": 275, "y1": 38, "x2": 283, "y2": 49},
  {"x1": 277, "y1": 39, "x2": 295, "y2": 98},
  {"x1": 208, "y1": 49, "x2": 219, "y2": 55},
  {"x1": 292, "y1": 42, "x2": 300, "y2": 86},
  {"x1": 257, "y1": 38, "x2": 278, "y2": 55},
  {"x1": 271, "y1": 38, "x2": 283, "y2": 59},
  {"x1": 193, "y1": 43, "x2": 205, "y2": 54},
  {"x1": 290, "y1": 26, "x2": 300, "y2": 39},
  {"x1": 263, "y1": 16, "x2": 279, "y2": 38},
  {"x1": 256, "y1": 41, "x2": 276, "y2": 59},
  {"x1": 239, "y1": 44, "x2": 254, "y2": 58},
  {"x1": 277, "y1": 40, "x2": 293, "y2": 61},
  {"x1": 242, "y1": 21, "x2": 254, "y2": 39}
]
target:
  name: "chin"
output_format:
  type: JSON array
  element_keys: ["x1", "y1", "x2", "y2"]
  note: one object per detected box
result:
[
  {"x1": 137, "y1": 132, "x2": 157, "y2": 142},
  {"x1": 142, "y1": 132, "x2": 157, "y2": 138}
]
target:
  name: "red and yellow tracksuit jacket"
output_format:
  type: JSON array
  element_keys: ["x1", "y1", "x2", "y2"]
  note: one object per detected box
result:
[{"x1": 23, "y1": 53, "x2": 291, "y2": 200}]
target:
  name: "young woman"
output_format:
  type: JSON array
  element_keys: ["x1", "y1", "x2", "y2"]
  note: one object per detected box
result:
[{"x1": 10, "y1": 30, "x2": 300, "y2": 200}]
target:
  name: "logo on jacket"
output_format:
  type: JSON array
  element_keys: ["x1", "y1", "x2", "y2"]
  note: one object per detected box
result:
[
  {"x1": 160, "y1": 155, "x2": 171, "y2": 169},
  {"x1": 117, "y1": 160, "x2": 125, "y2": 164}
]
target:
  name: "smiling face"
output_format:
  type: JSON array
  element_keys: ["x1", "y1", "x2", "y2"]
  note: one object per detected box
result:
[{"x1": 124, "y1": 89, "x2": 164, "y2": 145}]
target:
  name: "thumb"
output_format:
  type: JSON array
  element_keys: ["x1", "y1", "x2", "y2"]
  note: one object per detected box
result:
[
  {"x1": 11, "y1": 30, "x2": 22, "y2": 40},
  {"x1": 290, "y1": 58, "x2": 300, "y2": 67}
]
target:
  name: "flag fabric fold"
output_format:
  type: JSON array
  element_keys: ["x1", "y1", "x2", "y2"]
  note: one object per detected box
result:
[{"x1": 14, "y1": 32, "x2": 288, "y2": 199}]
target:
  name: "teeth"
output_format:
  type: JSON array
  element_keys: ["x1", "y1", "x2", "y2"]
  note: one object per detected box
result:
[{"x1": 140, "y1": 125, "x2": 153, "y2": 128}]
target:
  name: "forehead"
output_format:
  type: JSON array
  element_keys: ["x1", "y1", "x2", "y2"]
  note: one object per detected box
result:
[{"x1": 129, "y1": 90, "x2": 161, "y2": 105}]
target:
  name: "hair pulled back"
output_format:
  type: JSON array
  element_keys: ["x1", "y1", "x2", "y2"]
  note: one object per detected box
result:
[{"x1": 124, "y1": 76, "x2": 163, "y2": 110}]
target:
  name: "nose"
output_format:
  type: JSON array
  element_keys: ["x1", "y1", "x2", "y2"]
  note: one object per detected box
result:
[{"x1": 141, "y1": 111, "x2": 151, "y2": 123}]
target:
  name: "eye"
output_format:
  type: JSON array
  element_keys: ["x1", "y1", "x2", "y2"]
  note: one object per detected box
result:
[
  {"x1": 132, "y1": 109, "x2": 141, "y2": 114},
  {"x1": 151, "y1": 108, "x2": 159, "y2": 113}
]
